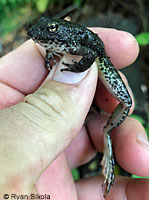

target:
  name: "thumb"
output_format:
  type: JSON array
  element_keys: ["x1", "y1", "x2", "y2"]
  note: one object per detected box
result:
[
  {"x1": 24, "y1": 54, "x2": 98, "y2": 165},
  {"x1": 0, "y1": 54, "x2": 98, "y2": 193}
]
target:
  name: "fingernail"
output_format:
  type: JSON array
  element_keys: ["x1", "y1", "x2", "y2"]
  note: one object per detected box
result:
[
  {"x1": 137, "y1": 133, "x2": 149, "y2": 149},
  {"x1": 47, "y1": 54, "x2": 89, "y2": 84}
]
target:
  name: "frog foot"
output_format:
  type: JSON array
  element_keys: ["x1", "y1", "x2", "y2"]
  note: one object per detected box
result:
[
  {"x1": 61, "y1": 62, "x2": 81, "y2": 73},
  {"x1": 101, "y1": 153, "x2": 115, "y2": 197}
]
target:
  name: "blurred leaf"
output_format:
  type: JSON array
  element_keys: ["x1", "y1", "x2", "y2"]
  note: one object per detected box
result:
[
  {"x1": 115, "y1": 163, "x2": 120, "y2": 175},
  {"x1": 74, "y1": 0, "x2": 83, "y2": 6},
  {"x1": 0, "y1": 6, "x2": 35, "y2": 39},
  {"x1": 132, "y1": 174, "x2": 149, "y2": 178},
  {"x1": 71, "y1": 168, "x2": 80, "y2": 180},
  {"x1": 145, "y1": 126, "x2": 149, "y2": 138},
  {"x1": 35, "y1": 0, "x2": 49, "y2": 13},
  {"x1": 135, "y1": 32, "x2": 149, "y2": 46},
  {"x1": 130, "y1": 114, "x2": 145, "y2": 124},
  {"x1": 88, "y1": 160, "x2": 97, "y2": 171},
  {"x1": 0, "y1": 0, "x2": 7, "y2": 5}
]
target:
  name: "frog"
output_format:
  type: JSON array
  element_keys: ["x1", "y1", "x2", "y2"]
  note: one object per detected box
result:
[{"x1": 27, "y1": 17, "x2": 132, "y2": 198}]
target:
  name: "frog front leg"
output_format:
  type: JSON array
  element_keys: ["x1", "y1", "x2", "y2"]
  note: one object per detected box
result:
[
  {"x1": 61, "y1": 46, "x2": 97, "y2": 72},
  {"x1": 96, "y1": 57, "x2": 132, "y2": 197},
  {"x1": 45, "y1": 50, "x2": 62, "y2": 71}
]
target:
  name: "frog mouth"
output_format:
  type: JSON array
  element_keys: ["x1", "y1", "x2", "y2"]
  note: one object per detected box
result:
[{"x1": 27, "y1": 30, "x2": 46, "y2": 44}]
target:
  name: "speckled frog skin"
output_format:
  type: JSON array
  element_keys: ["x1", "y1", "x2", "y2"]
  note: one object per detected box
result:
[{"x1": 28, "y1": 17, "x2": 132, "y2": 198}]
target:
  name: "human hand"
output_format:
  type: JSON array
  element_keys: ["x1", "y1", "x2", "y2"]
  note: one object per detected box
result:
[{"x1": 0, "y1": 28, "x2": 148, "y2": 200}]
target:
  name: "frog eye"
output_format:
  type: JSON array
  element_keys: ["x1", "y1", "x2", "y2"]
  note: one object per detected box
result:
[{"x1": 46, "y1": 23, "x2": 58, "y2": 32}]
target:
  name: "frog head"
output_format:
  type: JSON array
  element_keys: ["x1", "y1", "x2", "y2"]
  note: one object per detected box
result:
[{"x1": 27, "y1": 17, "x2": 78, "y2": 53}]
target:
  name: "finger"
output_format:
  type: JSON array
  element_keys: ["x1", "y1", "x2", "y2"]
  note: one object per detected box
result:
[
  {"x1": 0, "y1": 82, "x2": 25, "y2": 110},
  {"x1": 113, "y1": 117, "x2": 149, "y2": 176},
  {"x1": 95, "y1": 71, "x2": 135, "y2": 114},
  {"x1": 36, "y1": 153, "x2": 78, "y2": 200},
  {"x1": 65, "y1": 114, "x2": 106, "y2": 169},
  {"x1": 65, "y1": 126, "x2": 97, "y2": 168},
  {"x1": 91, "y1": 28, "x2": 139, "y2": 69},
  {"x1": 87, "y1": 114, "x2": 149, "y2": 176},
  {"x1": 0, "y1": 62, "x2": 98, "y2": 187},
  {"x1": 76, "y1": 175, "x2": 149, "y2": 200},
  {"x1": 0, "y1": 40, "x2": 47, "y2": 95}
]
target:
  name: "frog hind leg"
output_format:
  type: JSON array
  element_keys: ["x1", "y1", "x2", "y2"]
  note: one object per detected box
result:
[{"x1": 96, "y1": 57, "x2": 132, "y2": 197}]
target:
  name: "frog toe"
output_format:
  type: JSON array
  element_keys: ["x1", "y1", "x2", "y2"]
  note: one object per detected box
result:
[
  {"x1": 45, "y1": 61, "x2": 52, "y2": 71},
  {"x1": 61, "y1": 62, "x2": 72, "y2": 72},
  {"x1": 101, "y1": 154, "x2": 115, "y2": 197},
  {"x1": 61, "y1": 62, "x2": 81, "y2": 72},
  {"x1": 61, "y1": 67, "x2": 70, "y2": 72},
  {"x1": 62, "y1": 61, "x2": 71, "y2": 67}
]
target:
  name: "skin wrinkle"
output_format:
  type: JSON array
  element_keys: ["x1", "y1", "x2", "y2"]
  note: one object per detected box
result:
[
  {"x1": 25, "y1": 80, "x2": 78, "y2": 125},
  {"x1": 0, "y1": 83, "x2": 24, "y2": 109},
  {"x1": 25, "y1": 93, "x2": 64, "y2": 118},
  {"x1": 16, "y1": 103, "x2": 54, "y2": 134},
  {"x1": 39, "y1": 82, "x2": 71, "y2": 110},
  {"x1": 23, "y1": 77, "x2": 90, "y2": 147},
  {"x1": 0, "y1": 79, "x2": 24, "y2": 96}
]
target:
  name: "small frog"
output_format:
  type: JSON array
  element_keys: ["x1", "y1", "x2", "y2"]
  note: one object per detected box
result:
[{"x1": 28, "y1": 17, "x2": 132, "y2": 197}]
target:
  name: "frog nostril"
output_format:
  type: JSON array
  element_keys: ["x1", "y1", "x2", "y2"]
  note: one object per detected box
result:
[{"x1": 27, "y1": 25, "x2": 37, "y2": 37}]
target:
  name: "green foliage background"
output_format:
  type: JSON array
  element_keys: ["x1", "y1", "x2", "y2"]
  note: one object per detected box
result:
[
  {"x1": 136, "y1": 32, "x2": 149, "y2": 46},
  {"x1": 0, "y1": 0, "x2": 83, "y2": 39}
]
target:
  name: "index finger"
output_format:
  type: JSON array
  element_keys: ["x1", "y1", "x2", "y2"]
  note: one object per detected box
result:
[
  {"x1": 91, "y1": 28, "x2": 139, "y2": 68},
  {"x1": 0, "y1": 40, "x2": 47, "y2": 95}
]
